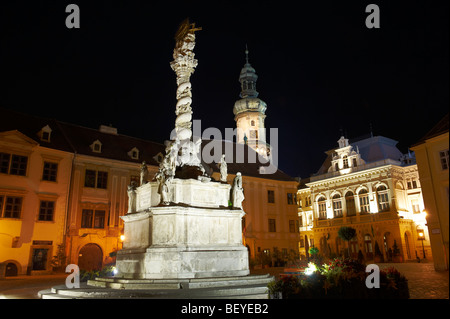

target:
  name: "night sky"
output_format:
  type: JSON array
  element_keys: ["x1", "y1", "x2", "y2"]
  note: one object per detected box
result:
[{"x1": 1, "y1": 1, "x2": 448, "y2": 179}]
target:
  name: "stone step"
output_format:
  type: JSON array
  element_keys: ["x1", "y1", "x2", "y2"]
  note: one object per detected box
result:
[{"x1": 38, "y1": 276, "x2": 272, "y2": 299}]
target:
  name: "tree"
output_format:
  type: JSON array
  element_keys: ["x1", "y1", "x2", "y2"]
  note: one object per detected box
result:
[{"x1": 338, "y1": 226, "x2": 357, "y2": 257}]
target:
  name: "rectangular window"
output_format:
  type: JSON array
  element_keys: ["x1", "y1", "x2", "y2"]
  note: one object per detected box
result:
[
  {"x1": 412, "y1": 200, "x2": 420, "y2": 213},
  {"x1": 10, "y1": 155, "x2": 28, "y2": 176},
  {"x1": 268, "y1": 190, "x2": 275, "y2": 203},
  {"x1": 318, "y1": 200, "x2": 327, "y2": 219},
  {"x1": 289, "y1": 220, "x2": 297, "y2": 233},
  {"x1": 360, "y1": 195, "x2": 370, "y2": 213},
  {"x1": 96, "y1": 171, "x2": 108, "y2": 189},
  {"x1": 39, "y1": 201, "x2": 55, "y2": 221},
  {"x1": 93, "y1": 210, "x2": 105, "y2": 228},
  {"x1": 3, "y1": 197, "x2": 22, "y2": 218},
  {"x1": 377, "y1": 192, "x2": 390, "y2": 212},
  {"x1": 42, "y1": 162, "x2": 58, "y2": 182},
  {"x1": 84, "y1": 170, "x2": 108, "y2": 189},
  {"x1": 440, "y1": 150, "x2": 449, "y2": 170},
  {"x1": 0, "y1": 153, "x2": 28, "y2": 176},
  {"x1": 32, "y1": 248, "x2": 48, "y2": 270},
  {"x1": 0, "y1": 153, "x2": 10, "y2": 174},
  {"x1": 84, "y1": 170, "x2": 96, "y2": 188},
  {"x1": 287, "y1": 193, "x2": 294, "y2": 205},
  {"x1": 268, "y1": 219, "x2": 276, "y2": 232},
  {"x1": 333, "y1": 199, "x2": 343, "y2": 217},
  {"x1": 81, "y1": 209, "x2": 105, "y2": 229},
  {"x1": 81, "y1": 209, "x2": 93, "y2": 228}
]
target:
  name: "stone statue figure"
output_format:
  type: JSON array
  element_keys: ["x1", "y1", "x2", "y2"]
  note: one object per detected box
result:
[
  {"x1": 127, "y1": 181, "x2": 137, "y2": 214},
  {"x1": 140, "y1": 161, "x2": 149, "y2": 185},
  {"x1": 219, "y1": 154, "x2": 227, "y2": 182},
  {"x1": 231, "y1": 172, "x2": 245, "y2": 209},
  {"x1": 160, "y1": 176, "x2": 172, "y2": 205}
]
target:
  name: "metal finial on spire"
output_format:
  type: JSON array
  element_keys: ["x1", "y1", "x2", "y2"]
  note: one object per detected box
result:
[{"x1": 245, "y1": 44, "x2": 249, "y2": 64}]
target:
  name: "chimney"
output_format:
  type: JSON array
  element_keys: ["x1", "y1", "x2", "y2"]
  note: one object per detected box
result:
[{"x1": 99, "y1": 124, "x2": 118, "y2": 135}]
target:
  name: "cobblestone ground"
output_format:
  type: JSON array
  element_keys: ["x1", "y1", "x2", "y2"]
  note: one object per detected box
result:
[
  {"x1": 379, "y1": 262, "x2": 449, "y2": 299},
  {"x1": 251, "y1": 262, "x2": 449, "y2": 299}
]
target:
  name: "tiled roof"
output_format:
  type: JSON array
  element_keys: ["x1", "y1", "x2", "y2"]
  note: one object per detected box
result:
[
  {"x1": 0, "y1": 107, "x2": 295, "y2": 182},
  {"x1": 0, "y1": 107, "x2": 165, "y2": 166}
]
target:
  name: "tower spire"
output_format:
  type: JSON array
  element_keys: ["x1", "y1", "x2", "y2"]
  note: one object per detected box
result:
[{"x1": 245, "y1": 44, "x2": 249, "y2": 64}]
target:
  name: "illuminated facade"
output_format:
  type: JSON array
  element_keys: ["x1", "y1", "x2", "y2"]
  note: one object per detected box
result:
[
  {"x1": 0, "y1": 112, "x2": 74, "y2": 276},
  {"x1": 411, "y1": 113, "x2": 449, "y2": 270},
  {"x1": 298, "y1": 135, "x2": 431, "y2": 262}
]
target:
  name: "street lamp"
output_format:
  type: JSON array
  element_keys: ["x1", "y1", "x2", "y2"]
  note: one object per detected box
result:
[{"x1": 417, "y1": 229, "x2": 426, "y2": 259}]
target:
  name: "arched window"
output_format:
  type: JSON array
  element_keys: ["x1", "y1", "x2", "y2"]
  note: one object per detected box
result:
[
  {"x1": 345, "y1": 191, "x2": 356, "y2": 216},
  {"x1": 317, "y1": 196, "x2": 327, "y2": 219},
  {"x1": 359, "y1": 189, "x2": 370, "y2": 213},
  {"x1": 364, "y1": 234, "x2": 373, "y2": 257},
  {"x1": 377, "y1": 185, "x2": 390, "y2": 212},
  {"x1": 250, "y1": 120, "x2": 255, "y2": 126},
  {"x1": 332, "y1": 194, "x2": 343, "y2": 217}
]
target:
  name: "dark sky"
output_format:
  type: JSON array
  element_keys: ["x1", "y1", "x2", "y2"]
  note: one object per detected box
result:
[{"x1": 1, "y1": 1, "x2": 448, "y2": 178}]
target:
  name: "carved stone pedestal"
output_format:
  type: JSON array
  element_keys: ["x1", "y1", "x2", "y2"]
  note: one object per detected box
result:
[{"x1": 116, "y1": 178, "x2": 249, "y2": 279}]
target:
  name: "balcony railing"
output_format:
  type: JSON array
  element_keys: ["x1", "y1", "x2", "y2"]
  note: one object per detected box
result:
[{"x1": 314, "y1": 211, "x2": 398, "y2": 227}]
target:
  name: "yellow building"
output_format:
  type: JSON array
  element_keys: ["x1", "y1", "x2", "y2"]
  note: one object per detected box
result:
[
  {"x1": 297, "y1": 135, "x2": 430, "y2": 263},
  {"x1": 0, "y1": 109, "x2": 74, "y2": 276},
  {"x1": 207, "y1": 144, "x2": 299, "y2": 266},
  {"x1": 59, "y1": 122, "x2": 164, "y2": 270},
  {"x1": 411, "y1": 113, "x2": 449, "y2": 270}
]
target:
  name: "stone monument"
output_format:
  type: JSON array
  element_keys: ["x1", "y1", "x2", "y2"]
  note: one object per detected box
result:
[
  {"x1": 115, "y1": 18, "x2": 249, "y2": 280},
  {"x1": 39, "y1": 19, "x2": 271, "y2": 299}
]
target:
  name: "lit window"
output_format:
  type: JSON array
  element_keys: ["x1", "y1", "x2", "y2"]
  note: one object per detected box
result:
[
  {"x1": 359, "y1": 189, "x2": 370, "y2": 213},
  {"x1": 332, "y1": 194, "x2": 343, "y2": 217},
  {"x1": 343, "y1": 156, "x2": 349, "y2": 168},
  {"x1": 377, "y1": 185, "x2": 390, "y2": 212},
  {"x1": 317, "y1": 197, "x2": 327, "y2": 219},
  {"x1": 440, "y1": 150, "x2": 449, "y2": 170}
]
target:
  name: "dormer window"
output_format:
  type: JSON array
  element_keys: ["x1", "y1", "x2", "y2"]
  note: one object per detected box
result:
[
  {"x1": 90, "y1": 140, "x2": 102, "y2": 153},
  {"x1": 128, "y1": 147, "x2": 139, "y2": 160},
  {"x1": 38, "y1": 125, "x2": 52, "y2": 142},
  {"x1": 343, "y1": 155, "x2": 349, "y2": 168}
]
